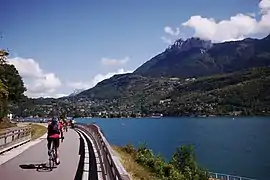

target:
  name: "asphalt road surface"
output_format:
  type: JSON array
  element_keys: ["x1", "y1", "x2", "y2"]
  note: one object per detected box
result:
[{"x1": 0, "y1": 129, "x2": 80, "y2": 180}]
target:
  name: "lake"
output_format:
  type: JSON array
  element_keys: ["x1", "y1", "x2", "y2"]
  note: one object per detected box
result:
[{"x1": 76, "y1": 117, "x2": 270, "y2": 180}]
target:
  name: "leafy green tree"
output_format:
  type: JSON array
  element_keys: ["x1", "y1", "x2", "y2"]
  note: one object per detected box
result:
[
  {"x1": 170, "y1": 145, "x2": 209, "y2": 180},
  {"x1": 0, "y1": 80, "x2": 8, "y2": 119},
  {"x1": 0, "y1": 64, "x2": 26, "y2": 102},
  {"x1": 0, "y1": 49, "x2": 8, "y2": 64},
  {"x1": 0, "y1": 49, "x2": 26, "y2": 103},
  {"x1": 171, "y1": 145, "x2": 196, "y2": 171}
]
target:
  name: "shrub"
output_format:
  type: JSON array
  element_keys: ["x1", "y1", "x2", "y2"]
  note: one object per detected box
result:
[
  {"x1": 126, "y1": 144, "x2": 209, "y2": 180},
  {"x1": 122, "y1": 144, "x2": 136, "y2": 155}
]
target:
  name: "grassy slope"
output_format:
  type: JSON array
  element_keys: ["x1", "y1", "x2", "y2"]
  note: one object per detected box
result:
[
  {"x1": 0, "y1": 121, "x2": 46, "y2": 140},
  {"x1": 31, "y1": 123, "x2": 47, "y2": 140},
  {"x1": 113, "y1": 146, "x2": 220, "y2": 180},
  {"x1": 112, "y1": 146, "x2": 156, "y2": 180}
]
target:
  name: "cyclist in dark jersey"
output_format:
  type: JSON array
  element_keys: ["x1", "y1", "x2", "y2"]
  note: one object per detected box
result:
[{"x1": 47, "y1": 117, "x2": 64, "y2": 165}]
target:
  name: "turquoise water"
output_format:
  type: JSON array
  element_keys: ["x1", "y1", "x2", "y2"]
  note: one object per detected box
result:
[{"x1": 76, "y1": 117, "x2": 270, "y2": 180}]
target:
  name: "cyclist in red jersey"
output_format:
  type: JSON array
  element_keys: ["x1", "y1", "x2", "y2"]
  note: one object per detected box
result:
[{"x1": 47, "y1": 117, "x2": 64, "y2": 165}]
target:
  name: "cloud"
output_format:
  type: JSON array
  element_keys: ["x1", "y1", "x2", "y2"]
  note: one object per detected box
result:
[
  {"x1": 259, "y1": 0, "x2": 270, "y2": 12},
  {"x1": 8, "y1": 57, "x2": 62, "y2": 98},
  {"x1": 161, "y1": 37, "x2": 173, "y2": 44},
  {"x1": 161, "y1": 26, "x2": 181, "y2": 44},
  {"x1": 67, "y1": 68, "x2": 133, "y2": 90},
  {"x1": 162, "y1": 0, "x2": 270, "y2": 43},
  {"x1": 164, "y1": 26, "x2": 180, "y2": 36},
  {"x1": 101, "y1": 57, "x2": 129, "y2": 66},
  {"x1": 247, "y1": 12, "x2": 256, "y2": 18},
  {"x1": 8, "y1": 58, "x2": 43, "y2": 78},
  {"x1": 67, "y1": 81, "x2": 92, "y2": 90},
  {"x1": 181, "y1": 0, "x2": 270, "y2": 42}
]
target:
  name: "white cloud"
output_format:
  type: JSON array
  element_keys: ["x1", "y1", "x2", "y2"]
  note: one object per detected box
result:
[
  {"x1": 8, "y1": 58, "x2": 43, "y2": 78},
  {"x1": 181, "y1": 0, "x2": 270, "y2": 42},
  {"x1": 259, "y1": 0, "x2": 270, "y2": 11},
  {"x1": 164, "y1": 26, "x2": 180, "y2": 36},
  {"x1": 247, "y1": 12, "x2": 256, "y2": 18},
  {"x1": 67, "y1": 81, "x2": 92, "y2": 90},
  {"x1": 161, "y1": 0, "x2": 270, "y2": 43},
  {"x1": 48, "y1": 93, "x2": 68, "y2": 98},
  {"x1": 161, "y1": 26, "x2": 181, "y2": 44},
  {"x1": 101, "y1": 56, "x2": 129, "y2": 66},
  {"x1": 67, "y1": 68, "x2": 133, "y2": 90},
  {"x1": 161, "y1": 36, "x2": 173, "y2": 44},
  {"x1": 8, "y1": 57, "x2": 62, "y2": 98}
]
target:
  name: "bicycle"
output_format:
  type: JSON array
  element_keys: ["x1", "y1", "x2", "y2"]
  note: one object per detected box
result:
[{"x1": 48, "y1": 138, "x2": 63, "y2": 170}]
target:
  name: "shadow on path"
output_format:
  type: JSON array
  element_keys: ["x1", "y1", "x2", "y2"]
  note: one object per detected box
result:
[{"x1": 19, "y1": 163, "x2": 57, "y2": 172}]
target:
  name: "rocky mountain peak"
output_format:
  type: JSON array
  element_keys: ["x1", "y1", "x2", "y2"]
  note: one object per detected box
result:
[
  {"x1": 69, "y1": 89, "x2": 84, "y2": 97},
  {"x1": 166, "y1": 37, "x2": 212, "y2": 52}
]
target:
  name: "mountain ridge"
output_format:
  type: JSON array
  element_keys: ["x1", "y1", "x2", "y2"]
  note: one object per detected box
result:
[
  {"x1": 61, "y1": 34, "x2": 270, "y2": 102},
  {"x1": 134, "y1": 34, "x2": 270, "y2": 78}
]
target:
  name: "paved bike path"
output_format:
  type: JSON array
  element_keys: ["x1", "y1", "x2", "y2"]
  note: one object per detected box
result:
[{"x1": 0, "y1": 129, "x2": 80, "y2": 180}]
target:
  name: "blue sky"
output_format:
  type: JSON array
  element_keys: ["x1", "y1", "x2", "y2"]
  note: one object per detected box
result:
[{"x1": 1, "y1": 0, "x2": 270, "y2": 97}]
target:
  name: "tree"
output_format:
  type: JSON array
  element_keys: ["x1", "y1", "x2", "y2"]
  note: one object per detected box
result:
[
  {"x1": 0, "y1": 48, "x2": 26, "y2": 120},
  {"x1": 0, "y1": 49, "x2": 26, "y2": 103},
  {"x1": 0, "y1": 49, "x2": 9, "y2": 64},
  {"x1": 170, "y1": 145, "x2": 209, "y2": 180},
  {"x1": 0, "y1": 64, "x2": 26, "y2": 102},
  {"x1": 0, "y1": 80, "x2": 8, "y2": 119}
]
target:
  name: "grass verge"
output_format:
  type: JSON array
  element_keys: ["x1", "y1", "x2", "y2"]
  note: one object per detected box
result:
[
  {"x1": 31, "y1": 123, "x2": 47, "y2": 140},
  {"x1": 112, "y1": 144, "x2": 212, "y2": 180},
  {"x1": 112, "y1": 145, "x2": 156, "y2": 180}
]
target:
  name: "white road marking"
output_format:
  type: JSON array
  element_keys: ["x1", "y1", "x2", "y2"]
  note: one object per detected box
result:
[
  {"x1": 76, "y1": 129, "x2": 89, "y2": 180},
  {"x1": 78, "y1": 129, "x2": 104, "y2": 180}
]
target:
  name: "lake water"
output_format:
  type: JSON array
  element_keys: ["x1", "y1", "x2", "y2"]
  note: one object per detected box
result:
[{"x1": 76, "y1": 117, "x2": 270, "y2": 180}]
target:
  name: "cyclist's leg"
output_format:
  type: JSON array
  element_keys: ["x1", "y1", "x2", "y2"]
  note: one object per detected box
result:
[
  {"x1": 54, "y1": 138, "x2": 60, "y2": 164},
  {"x1": 47, "y1": 137, "x2": 52, "y2": 155}
]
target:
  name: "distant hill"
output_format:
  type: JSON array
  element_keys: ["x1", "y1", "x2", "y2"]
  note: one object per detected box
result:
[
  {"x1": 68, "y1": 89, "x2": 84, "y2": 97},
  {"x1": 15, "y1": 67, "x2": 270, "y2": 117},
  {"x1": 164, "y1": 67, "x2": 270, "y2": 116},
  {"x1": 134, "y1": 34, "x2": 270, "y2": 78},
  {"x1": 76, "y1": 73, "x2": 171, "y2": 102},
  {"x1": 75, "y1": 67, "x2": 270, "y2": 116}
]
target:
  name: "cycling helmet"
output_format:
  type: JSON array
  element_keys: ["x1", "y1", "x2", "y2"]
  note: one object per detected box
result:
[{"x1": 52, "y1": 117, "x2": 58, "y2": 124}]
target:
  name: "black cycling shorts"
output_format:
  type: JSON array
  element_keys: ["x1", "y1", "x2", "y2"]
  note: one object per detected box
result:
[{"x1": 47, "y1": 137, "x2": 60, "y2": 149}]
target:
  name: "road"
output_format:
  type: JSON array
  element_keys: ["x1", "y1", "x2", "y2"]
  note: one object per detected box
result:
[{"x1": 0, "y1": 129, "x2": 80, "y2": 180}]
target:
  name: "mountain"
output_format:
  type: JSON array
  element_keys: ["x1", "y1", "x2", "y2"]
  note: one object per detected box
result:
[
  {"x1": 70, "y1": 67, "x2": 270, "y2": 116},
  {"x1": 134, "y1": 34, "x2": 270, "y2": 78},
  {"x1": 165, "y1": 67, "x2": 270, "y2": 116},
  {"x1": 68, "y1": 89, "x2": 84, "y2": 97},
  {"x1": 16, "y1": 35, "x2": 270, "y2": 117},
  {"x1": 76, "y1": 73, "x2": 171, "y2": 102},
  {"x1": 74, "y1": 34, "x2": 270, "y2": 101}
]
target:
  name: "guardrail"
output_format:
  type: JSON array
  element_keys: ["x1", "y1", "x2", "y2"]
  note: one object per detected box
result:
[
  {"x1": 0, "y1": 125, "x2": 31, "y2": 154},
  {"x1": 76, "y1": 124, "x2": 258, "y2": 180},
  {"x1": 76, "y1": 123, "x2": 131, "y2": 180},
  {"x1": 209, "y1": 172, "x2": 257, "y2": 180}
]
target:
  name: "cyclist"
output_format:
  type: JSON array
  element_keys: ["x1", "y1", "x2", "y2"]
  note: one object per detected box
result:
[
  {"x1": 47, "y1": 117, "x2": 64, "y2": 165},
  {"x1": 62, "y1": 118, "x2": 68, "y2": 132},
  {"x1": 70, "y1": 119, "x2": 75, "y2": 129}
]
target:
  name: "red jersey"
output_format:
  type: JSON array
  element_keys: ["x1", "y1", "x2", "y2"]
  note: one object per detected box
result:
[{"x1": 48, "y1": 122, "x2": 63, "y2": 138}]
